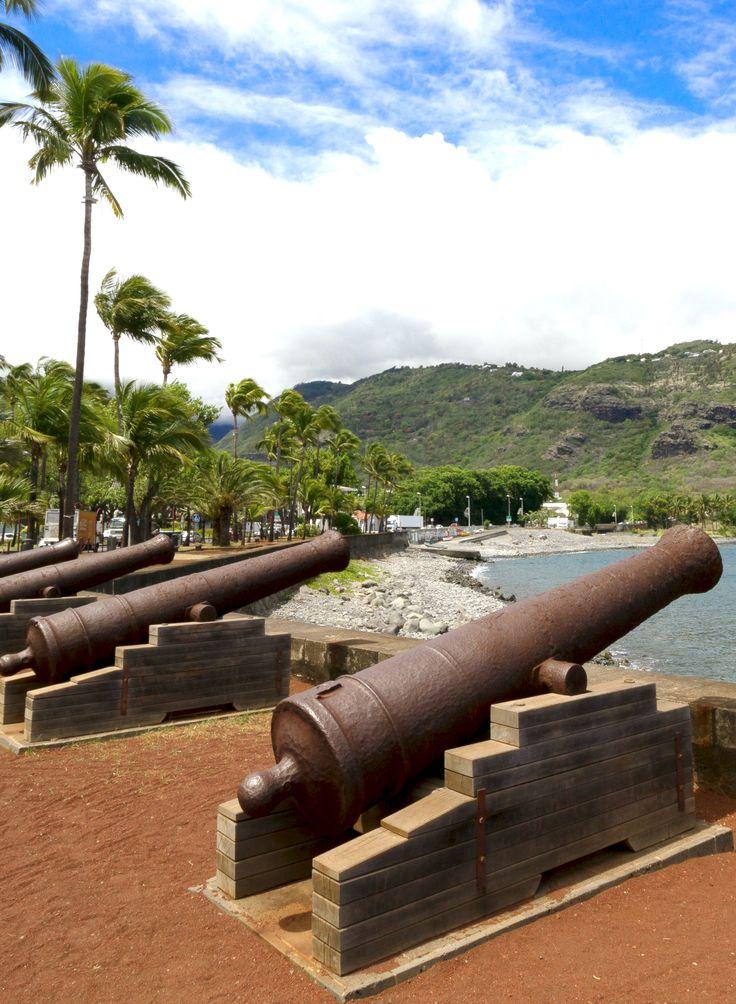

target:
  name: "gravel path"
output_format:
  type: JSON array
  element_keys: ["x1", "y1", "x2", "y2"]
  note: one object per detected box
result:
[{"x1": 270, "y1": 550, "x2": 503, "y2": 639}]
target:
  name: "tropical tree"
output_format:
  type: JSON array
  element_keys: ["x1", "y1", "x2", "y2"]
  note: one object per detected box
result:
[
  {"x1": 155, "y1": 313, "x2": 222, "y2": 385},
  {"x1": 328, "y1": 428, "x2": 360, "y2": 488},
  {"x1": 0, "y1": 58, "x2": 190, "y2": 537},
  {"x1": 0, "y1": 471, "x2": 40, "y2": 546},
  {"x1": 1, "y1": 0, "x2": 53, "y2": 96},
  {"x1": 195, "y1": 451, "x2": 276, "y2": 546},
  {"x1": 225, "y1": 378, "x2": 268, "y2": 459},
  {"x1": 95, "y1": 269, "x2": 171, "y2": 431},
  {"x1": 114, "y1": 382, "x2": 207, "y2": 545}
]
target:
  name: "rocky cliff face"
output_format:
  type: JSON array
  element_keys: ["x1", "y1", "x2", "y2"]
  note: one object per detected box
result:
[{"x1": 546, "y1": 385, "x2": 644, "y2": 423}]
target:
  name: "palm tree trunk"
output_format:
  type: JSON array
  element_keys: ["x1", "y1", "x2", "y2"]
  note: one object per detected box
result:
[
  {"x1": 113, "y1": 334, "x2": 123, "y2": 434},
  {"x1": 124, "y1": 464, "x2": 137, "y2": 547},
  {"x1": 63, "y1": 167, "x2": 94, "y2": 539},
  {"x1": 162, "y1": 363, "x2": 170, "y2": 386},
  {"x1": 231, "y1": 411, "x2": 238, "y2": 459}
]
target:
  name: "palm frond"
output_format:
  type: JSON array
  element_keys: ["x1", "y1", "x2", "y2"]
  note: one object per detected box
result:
[
  {"x1": 91, "y1": 165, "x2": 123, "y2": 217},
  {"x1": 5, "y1": 2, "x2": 40, "y2": 16},
  {"x1": 100, "y1": 145, "x2": 191, "y2": 198},
  {"x1": 0, "y1": 22, "x2": 54, "y2": 96}
]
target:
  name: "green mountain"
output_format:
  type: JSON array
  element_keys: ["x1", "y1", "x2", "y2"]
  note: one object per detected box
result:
[{"x1": 221, "y1": 340, "x2": 736, "y2": 491}]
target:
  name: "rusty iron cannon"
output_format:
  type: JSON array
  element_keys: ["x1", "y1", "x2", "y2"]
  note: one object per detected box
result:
[
  {"x1": 237, "y1": 525, "x2": 722, "y2": 836},
  {"x1": 0, "y1": 534, "x2": 175, "y2": 613},
  {"x1": 0, "y1": 529, "x2": 350, "y2": 683},
  {"x1": 0, "y1": 538, "x2": 80, "y2": 579}
]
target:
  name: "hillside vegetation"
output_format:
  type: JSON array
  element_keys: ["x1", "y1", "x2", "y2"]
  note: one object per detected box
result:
[{"x1": 222, "y1": 340, "x2": 736, "y2": 492}]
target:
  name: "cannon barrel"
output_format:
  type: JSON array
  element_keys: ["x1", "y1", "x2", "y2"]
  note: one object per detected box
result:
[
  {"x1": 237, "y1": 525, "x2": 722, "y2": 836},
  {"x1": 0, "y1": 530, "x2": 350, "y2": 684},
  {"x1": 0, "y1": 535, "x2": 175, "y2": 613},
  {"x1": 0, "y1": 538, "x2": 80, "y2": 579}
]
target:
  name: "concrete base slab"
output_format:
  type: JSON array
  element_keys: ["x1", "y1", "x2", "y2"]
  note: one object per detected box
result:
[
  {"x1": 0, "y1": 705, "x2": 275, "y2": 756},
  {"x1": 203, "y1": 821, "x2": 733, "y2": 1001}
]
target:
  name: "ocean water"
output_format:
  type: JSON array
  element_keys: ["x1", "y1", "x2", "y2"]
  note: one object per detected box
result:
[{"x1": 474, "y1": 545, "x2": 735, "y2": 682}]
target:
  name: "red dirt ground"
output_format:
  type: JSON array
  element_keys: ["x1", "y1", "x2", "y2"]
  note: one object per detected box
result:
[{"x1": 0, "y1": 704, "x2": 734, "y2": 1004}]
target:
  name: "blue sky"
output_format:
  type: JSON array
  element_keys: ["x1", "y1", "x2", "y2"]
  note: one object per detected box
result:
[
  {"x1": 3, "y1": 1, "x2": 736, "y2": 401},
  {"x1": 21, "y1": 0, "x2": 734, "y2": 157}
]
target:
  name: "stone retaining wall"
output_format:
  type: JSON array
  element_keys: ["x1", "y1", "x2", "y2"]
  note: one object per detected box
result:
[{"x1": 344, "y1": 531, "x2": 408, "y2": 559}]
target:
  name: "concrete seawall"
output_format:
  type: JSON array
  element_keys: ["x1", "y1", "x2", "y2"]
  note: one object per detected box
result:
[{"x1": 264, "y1": 616, "x2": 736, "y2": 799}]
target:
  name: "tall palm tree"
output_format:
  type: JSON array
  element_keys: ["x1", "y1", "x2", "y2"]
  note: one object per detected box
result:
[
  {"x1": 1, "y1": 1, "x2": 53, "y2": 96},
  {"x1": 155, "y1": 313, "x2": 222, "y2": 385},
  {"x1": 0, "y1": 58, "x2": 190, "y2": 537},
  {"x1": 95, "y1": 269, "x2": 171, "y2": 432},
  {"x1": 114, "y1": 382, "x2": 208, "y2": 545},
  {"x1": 329, "y1": 428, "x2": 360, "y2": 487},
  {"x1": 225, "y1": 378, "x2": 268, "y2": 459}
]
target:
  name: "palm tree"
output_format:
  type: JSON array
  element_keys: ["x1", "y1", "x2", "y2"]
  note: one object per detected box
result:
[
  {"x1": 1, "y1": 1, "x2": 53, "y2": 96},
  {"x1": 95, "y1": 269, "x2": 171, "y2": 432},
  {"x1": 0, "y1": 471, "x2": 39, "y2": 549},
  {"x1": 329, "y1": 428, "x2": 360, "y2": 487},
  {"x1": 115, "y1": 382, "x2": 207, "y2": 545},
  {"x1": 155, "y1": 313, "x2": 222, "y2": 385},
  {"x1": 0, "y1": 58, "x2": 190, "y2": 538},
  {"x1": 362, "y1": 443, "x2": 390, "y2": 532},
  {"x1": 225, "y1": 378, "x2": 268, "y2": 459}
]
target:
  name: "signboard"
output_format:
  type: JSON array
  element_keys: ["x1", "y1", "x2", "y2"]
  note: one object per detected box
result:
[
  {"x1": 76, "y1": 510, "x2": 97, "y2": 548},
  {"x1": 192, "y1": 514, "x2": 201, "y2": 524},
  {"x1": 506, "y1": 515, "x2": 512, "y2": 524}
]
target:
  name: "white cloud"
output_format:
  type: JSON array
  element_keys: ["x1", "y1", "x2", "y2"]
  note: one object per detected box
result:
[
  {"x1": 666, "y1": 1, "x2": 736, "y2": 108},
  {"x1": 54, "y1": 0, "x2": 513, "y2": 83},
  {"x1": 3, "y1": 114, "x2": 736, "y2": 407}
]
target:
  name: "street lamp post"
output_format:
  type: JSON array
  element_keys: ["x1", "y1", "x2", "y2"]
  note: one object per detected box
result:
[
  {"x1": 417, "y1": 492, "x2": 423, "y2": 528},
  {"x1": 506, "y1": 493, "x2": 511, "y2": 524},
  {"x1": 466, "y1": 495, "x2": 471, "y2": 530},
  {"x1": 519, "y1": 497, "x2": 524, "y2": 519}
]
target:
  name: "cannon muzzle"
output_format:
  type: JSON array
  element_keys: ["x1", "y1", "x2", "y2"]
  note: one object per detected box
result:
[
  {"x1": 0, "y1": 534, "x2": 175, "y2": 613},
  {"x1": 0, "y1": 538, "x2": 80, "y2": 579},
  {"x1": 0, "y1": 530, "x2": 350, "y2": 684},
  {"x1": 237, "y1": 525, "x2": 722, "y2": 835}
]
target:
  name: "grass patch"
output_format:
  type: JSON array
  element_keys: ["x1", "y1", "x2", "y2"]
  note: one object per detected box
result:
[{"x1": 306, "y1": 559, "x2": 379, "y2": 595}]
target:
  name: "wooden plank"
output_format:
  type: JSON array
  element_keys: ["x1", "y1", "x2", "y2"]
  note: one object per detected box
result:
[
  {"x1": 216, "y1": 837, "x2": 332, "y2": 880},
  {"x1": 387, "y1": 741, "x2": 690, "y2": 840},
  {"x1": 381, "y1": 788, "x2": 473, "y2": 838},
  {"x1": 217, "y1": 801, "x2": 305, "y2": 840},
  {"x1": 313, "y1": 798, "x2": 695, "y2": 910},
  {"x1": 315, "y1": 771, "x2": 692, "y2": 884},
  {"x1": 216, "y1": 859, "x2": 314, "y2": 899},
  {"x1": 490, "y1": 697, "x2": 656, "y2": 747},
  {"x1": 9, "y1": 595, "x2": 97, "y2": 616},
  {"x1": 624, "y1": 812, "x2": 698, "y2": 851},
  {"x1": 447, "y1": 731, "x2": 691, "y2": 801},
  {"x1": 116, "y1": 636, "x2": 289, "y2": 671},
  {"x1": 217, "y1": 823, "x2": 321, "y2": 860},
  {"x1": 26, "y1": 710, "x2": 165, "y2": 742},
  {"x1": 312, "y1": 871, "x2": 543, "y2": 951},
  {"x1": 445, "y1": 702, "x2": 690, "y2": 779},
  {"x1": 218, "y1": 796, "x2": 293, "y2": 823},
  {"x1": 149, "y1": 617, "x2": 266, "y2": 644},
  {"x1": 27, "y1": 685, "x2": 279, "y2": 726},
  {"x1": 312, "y1": 875, "x2": 541, "y2": 977},
  {"x1": 490, "y1": 680, "x2": 656, "y2": 729},
  {"x1": 313, "y1": 852, "x2": 545, "y2": 928}
]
